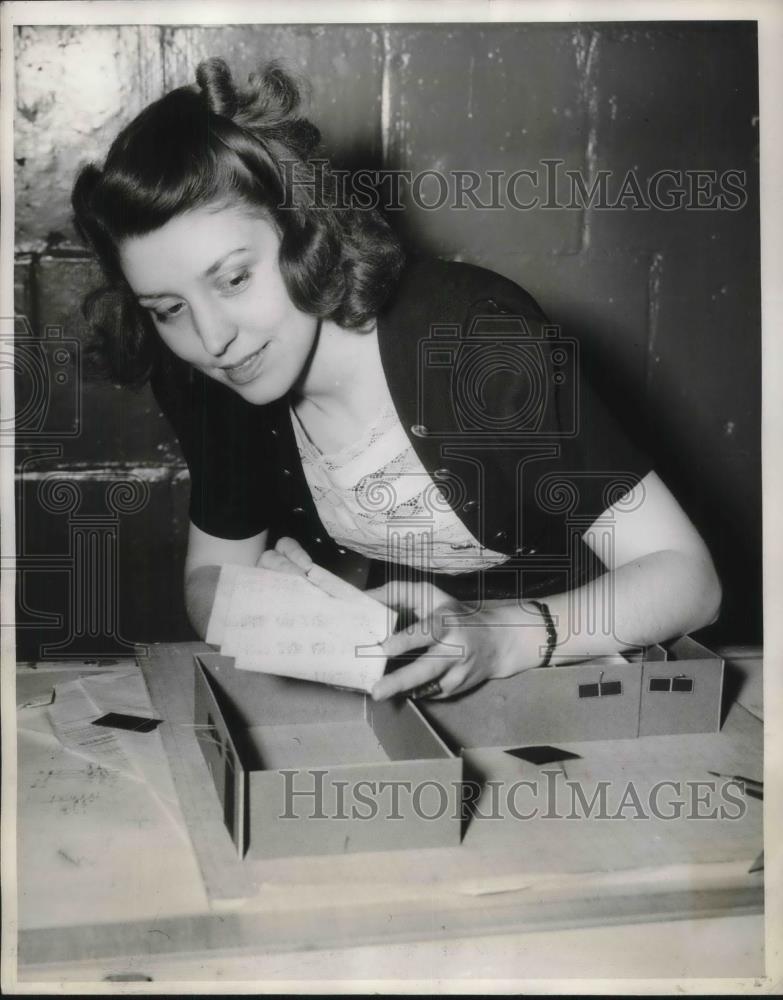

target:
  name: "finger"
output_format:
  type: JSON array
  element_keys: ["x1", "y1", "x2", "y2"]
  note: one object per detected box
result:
[
  {"x1": 305, "y1": 562, "x2": 370, "y2": 603},
  {"x1": 363, "y1": 579, "x2": 423, "y2": 614},
  {"x1": 379, "y1": 625, "x2": 426, "y2": 659},
  {"x1": 275, "y1": 536, "x2": 313, "y2": 571},
  {"x1": 380, "y1": 618, "x2": 450, "y2": 659},
  {"x1": 426, "y1": 662, "x2": 472, "y2": 700},
  {"x1": 364, "y1": 582, "x2": 403, "y2": 610},
  {"x1": 367, "y1": 580, "x2": 453, "y2": 616},
  {"x1": 383, "y1": 617, "x2": 470, "y2": 662},
  {"x1": 258, "y1": 549, "x2": 306, "y2": 576},
  {"x1": 372, "y1": 655, "x2": 458, "y2": 701}
]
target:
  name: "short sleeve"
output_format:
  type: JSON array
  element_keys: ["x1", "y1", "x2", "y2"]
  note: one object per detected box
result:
[{"x1": 150, "y1": 356, "x2": 274, "y2": 539}]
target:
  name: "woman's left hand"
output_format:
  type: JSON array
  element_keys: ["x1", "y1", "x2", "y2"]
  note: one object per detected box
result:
[
  {"x1": 257, "y1": 536, "x2": 313, "y2": 575},
  {"x1": 368, "y1": 581, "x2": 542, "y2": 701}
]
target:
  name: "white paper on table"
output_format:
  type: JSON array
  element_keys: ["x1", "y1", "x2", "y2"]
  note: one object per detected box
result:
[
  {"x1": 48, "y1": 678, "x2": 139, "y2": 778},
  {"x1": 212, "y1": 564, "x2": 396, "y2": 692},
  {"x1": 28, "y1": 670, "x2": 187, "y2": 837},
  {"x1": 17, "y1": 723, "x2": 206, "y2": 929},
  {"x1": 79, "y1": 671, "x2": 185, "y2": 829}
]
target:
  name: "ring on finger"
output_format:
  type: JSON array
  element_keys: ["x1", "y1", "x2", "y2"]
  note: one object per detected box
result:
[{"x1": 410, "y1": 678, "x2": 443, "y2": 699}]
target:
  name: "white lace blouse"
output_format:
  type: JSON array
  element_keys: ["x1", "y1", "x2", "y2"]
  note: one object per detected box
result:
[{"x1": 291, "y1": 399, "x2": 509, "y2": 575}]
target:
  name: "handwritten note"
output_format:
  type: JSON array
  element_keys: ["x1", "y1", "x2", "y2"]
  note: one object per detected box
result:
[
  {"x1": 48, "y1": 679, "x2": 137, "y2": 776},
  {"x1": 207, "y1": 564, "x2": 397, "y2": 692}
]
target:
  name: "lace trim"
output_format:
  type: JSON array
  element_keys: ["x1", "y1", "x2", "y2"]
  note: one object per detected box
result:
[{"x1": 291, "y1": 403, "x2": 509, "y2": 574}]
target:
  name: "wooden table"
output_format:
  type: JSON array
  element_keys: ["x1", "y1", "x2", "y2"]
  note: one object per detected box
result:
[{"x1": 13, "y1": 645, "x2": 765, "y2": 986}]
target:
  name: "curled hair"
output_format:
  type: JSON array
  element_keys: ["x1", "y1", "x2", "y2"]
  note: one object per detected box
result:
[{"x1": 72, "y1": 58, "x2": 405, "y2": 385}]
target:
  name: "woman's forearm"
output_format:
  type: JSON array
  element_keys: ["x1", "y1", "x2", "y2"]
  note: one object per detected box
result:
[
  {"x1": 184, "y1": 564, "x2": 221, "y2": 640},
  {"x1": 488, "y1": 549, "x2": 722, "y2": 667}
]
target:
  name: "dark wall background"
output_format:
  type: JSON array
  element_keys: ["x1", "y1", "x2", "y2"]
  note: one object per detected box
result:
[{"x1": 13, "y1": 21, "x2": 761, "y2": 660}]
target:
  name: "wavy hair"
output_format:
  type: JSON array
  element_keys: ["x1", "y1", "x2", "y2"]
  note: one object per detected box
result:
[{"x1": 71, "y1": 58, "x2": 405, "y2": 385}]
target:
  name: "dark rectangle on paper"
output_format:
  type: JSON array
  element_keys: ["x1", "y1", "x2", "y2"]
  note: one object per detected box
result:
[
  {"x1": 92, "y1": 712, "x2": 163, "y2": 733},
  {"x1": 649, "y1": 677, "x2": 671, "y2": 692},
  {"x1": 599, "y1": 680, "x2": 622, "y2": 696},
  {"x1": 672, "y1": 677, "x2": 694, "y2": 692},
  {"x1": 578, "y1": 683, "x2": 599, "y2": 698}
]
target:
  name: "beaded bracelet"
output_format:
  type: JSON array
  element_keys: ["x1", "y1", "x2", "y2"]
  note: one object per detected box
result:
[{"x1": 526, "y1": 599, "x2": 558, "y2": 668}]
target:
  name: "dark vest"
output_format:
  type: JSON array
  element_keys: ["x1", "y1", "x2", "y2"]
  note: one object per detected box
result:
[{"x1": 266, "y1": 260, "x2": 642, "y2": 600}]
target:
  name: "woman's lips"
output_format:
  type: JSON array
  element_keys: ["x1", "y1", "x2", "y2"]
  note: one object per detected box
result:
[{"x1": 222, "y1": 344, "x2": 268, "y2": 384}]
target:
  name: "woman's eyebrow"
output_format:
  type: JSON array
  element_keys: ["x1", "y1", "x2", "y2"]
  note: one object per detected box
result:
[
  {"x1": 135, "y1": 248, "x2": 251, "y2": 301},
  {"x1": 203, "y1": 247, "x2": 251, "y2": 277}
]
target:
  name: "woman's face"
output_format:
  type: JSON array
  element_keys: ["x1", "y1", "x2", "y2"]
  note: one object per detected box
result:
[{"x1": 119, "y1": 202, "x2": 318, "y2": 405}]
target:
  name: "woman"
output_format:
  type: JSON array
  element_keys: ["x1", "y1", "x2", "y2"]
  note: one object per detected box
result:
[{"x1": 71, "y1": 58, "x2": 721, "y2": 702}]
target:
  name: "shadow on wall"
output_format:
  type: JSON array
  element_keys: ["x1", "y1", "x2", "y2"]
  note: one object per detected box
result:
[{"x1": 559, "y1": 311, "x2": 762, "y2": 648}]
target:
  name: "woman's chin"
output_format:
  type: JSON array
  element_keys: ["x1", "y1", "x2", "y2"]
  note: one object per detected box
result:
[{"x1": 219, "y1": 372, "x2": 291, "y2": 406}]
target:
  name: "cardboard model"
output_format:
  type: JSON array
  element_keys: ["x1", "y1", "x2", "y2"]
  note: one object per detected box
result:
[
  {"x1": 193, "y1": 637, "x2": 723, "y2": 858},
  {"x1": 194, "y1": 652, "x2": 462, "y2": 859},
  {"x1": 421, "y1": 636, "x2": 724, "y2": 748}
]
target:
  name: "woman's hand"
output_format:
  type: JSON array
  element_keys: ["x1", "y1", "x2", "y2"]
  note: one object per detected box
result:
[
  {"x1": 368, "y1": 581, "x2": 546, "y2": 702},
  {"x1": 257, "y1": 536, "x2": 313, "y2": 575}
]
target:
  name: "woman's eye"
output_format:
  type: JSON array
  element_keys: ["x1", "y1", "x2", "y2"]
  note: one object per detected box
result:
[
  {"x1": 152, "y1": 302, "x2": 185, "y2": 323},
  {"x1": 221, "y1": 269, "x2": 251, "y2": 294}
]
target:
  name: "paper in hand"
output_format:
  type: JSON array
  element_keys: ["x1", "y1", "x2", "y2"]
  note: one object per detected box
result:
[{"x1": 206, "y1": 563, "x2": 396, "y2": 692}]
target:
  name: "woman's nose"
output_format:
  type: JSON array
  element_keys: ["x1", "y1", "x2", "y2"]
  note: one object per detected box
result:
[{"x1": 193, "y1": 305, "x2": 238, "y2": 357}]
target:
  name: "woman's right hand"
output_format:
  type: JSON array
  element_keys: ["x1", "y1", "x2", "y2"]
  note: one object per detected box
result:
[{"x1": 257, "y1": 536, "x2": 313, "y2": 576}]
